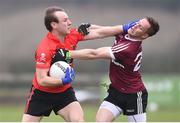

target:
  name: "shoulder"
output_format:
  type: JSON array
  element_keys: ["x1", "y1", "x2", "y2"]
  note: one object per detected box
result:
[
  {"x1": 36, "y1": 37, "x2": 54, "y2": 57},
  {"x1": 65, "y1": 28, "x2": 84, "y2": 46},
  {"x1": 68, "y1": 28, "x2": 84, "y2": 39},
  {"x1": 69, "y1": 28, "x2": 79, "y2": 36},
  {"x1": 37, "y1": 39, "x2": 49, "y2": 51}
]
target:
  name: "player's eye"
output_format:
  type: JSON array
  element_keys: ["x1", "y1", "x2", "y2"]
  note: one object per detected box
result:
[
  {"x1": 63, "y1": 18, "x2": 68, "y2": 22},
  {"x1": 139, "y1": 25, "x2": 145, "y2": 31}
]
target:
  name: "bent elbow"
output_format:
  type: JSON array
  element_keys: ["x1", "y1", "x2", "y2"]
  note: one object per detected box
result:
[{"x1": 37, "y1": 78, "x2": 46, "y2": 86}]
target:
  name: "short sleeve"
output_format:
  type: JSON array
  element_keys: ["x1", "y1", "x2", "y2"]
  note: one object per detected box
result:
[
  {"x1": 111, "y1": 43, "x2": 130, "y2": 61},
  {"x1": 70, "y1": 28, "x2": 84, "y2": 41},
  {"x1": 35, "y1": 48, "x2": 52, "y2": 69},
  {"x1": 65, "y1": 28, "x2": 85, "y2": 50}
]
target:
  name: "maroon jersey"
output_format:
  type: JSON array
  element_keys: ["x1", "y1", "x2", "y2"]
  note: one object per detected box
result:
[{"x1": 109, "y1": 34, "x2": 146, "y2": 93}]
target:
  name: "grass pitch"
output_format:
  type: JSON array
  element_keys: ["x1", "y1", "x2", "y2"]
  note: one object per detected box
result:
[{"x1": 0, "y1": 104, "x2": 180, "y2": 122}]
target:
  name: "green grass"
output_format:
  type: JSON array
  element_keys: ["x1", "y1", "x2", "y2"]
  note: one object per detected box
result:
[
  {"x1": 0, "y1": 104, "x2": 180, "y2": 122},
  {"x1": 1, "y1": 74, "x2": 180, "y2": 122}
]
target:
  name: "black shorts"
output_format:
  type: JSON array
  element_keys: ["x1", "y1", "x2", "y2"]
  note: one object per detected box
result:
[
  {"x1": 104, "y1": 85, "x2": 148, "y2": 115},
  {"x1": 24, "y1": 86, "x2": 77, "y2": 116}
]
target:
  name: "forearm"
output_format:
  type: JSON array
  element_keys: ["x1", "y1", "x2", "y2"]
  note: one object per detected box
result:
[
  {"x1": 36, "y1": 68, "x2": 63, "y2": 87},
  {"x1": 38, "y1": 76, "x2": 63, "y2": 87},
  {"x1": 84, "y1": 25, "x2": 123, "y2": 40},
  {"x1": 70, "y1": 49, "x2": 98, "y2": 59},
  {"x1": 96, "y1": 25, "x2": 123, "y2": 37},
  {"x1": 91, "y1": 19, "x2": 140, "y2": 36},
  {"x1": 89, "y1": 24, "x2": 104, "y2": 29},
  {"x1": 70, "y1": 47, "x2": 112, "y2": 59},
  {"x1": 82, "y1": 19, "x2": 139, "y2": 40}
]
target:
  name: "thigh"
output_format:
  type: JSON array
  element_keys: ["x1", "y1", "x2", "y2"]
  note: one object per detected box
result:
[
  {"x1": 53, "y1": 87, "x2": 78, "y2": 114},
  {"x1": 57, "y1": 101, "x2": 84, "y2": 122},
  {"x1": 22, "y1": 114, "x2": 43, "y2": 122},
  {"x1": 54, "y1": 87, "x2": 84, "y2": 122},
  {"x1": 96, "y1": 86, "x2": 124, "y2": 122},
  {"x1": 96, "y1": 101, "x2": 122, "y2": 122},
  {"x1": 24, "y1": 87, "x2": 53, "y2": 117}
]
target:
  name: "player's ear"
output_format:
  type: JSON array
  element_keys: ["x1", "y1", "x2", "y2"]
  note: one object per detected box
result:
[{"x1": 51, "y1": 22, "x2": 57, "y2": 29}]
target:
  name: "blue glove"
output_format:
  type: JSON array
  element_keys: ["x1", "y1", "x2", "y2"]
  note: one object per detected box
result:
[
  {"x1": 123, "y1": 19, "x2": 139, "y2": 34},
  {"x1": 62, "y1": 67, "x2": 75, "y2": 85}
]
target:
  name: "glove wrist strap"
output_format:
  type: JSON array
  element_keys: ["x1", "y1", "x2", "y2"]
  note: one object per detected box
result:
[{"x1": 65, "y1": 52, "x2": 71, "y2": 60}]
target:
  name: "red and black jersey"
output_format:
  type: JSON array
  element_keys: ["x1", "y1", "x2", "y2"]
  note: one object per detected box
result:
[
  {"x1": 33, "y1": 28, "x2": 84, "y2": 93},
  {"x1": 109, "y1": 34, "x2": 146, "y2": 93}
]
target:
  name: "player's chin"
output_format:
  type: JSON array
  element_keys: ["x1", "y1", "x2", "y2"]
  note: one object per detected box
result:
[
  {"x1": 64, "y1": 31, "x2": 70, "y2": 35},
  {"x1": 66, "y1": 30, "x2": 70, "y2": 34},
  {"x1": 128, "y1": 32, "x2": 136, "y2": 37},
  {"x1": 128, "y1": 30, "x2": 133, "y2": 35}
]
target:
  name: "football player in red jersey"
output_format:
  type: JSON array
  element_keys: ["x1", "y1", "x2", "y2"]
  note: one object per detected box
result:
[
  {"x1": 22, "y1": 6, "x2": 139, "y2": 122},
  {"x1": 58, "y1": 17, "x2": 159, "y2": 122}
]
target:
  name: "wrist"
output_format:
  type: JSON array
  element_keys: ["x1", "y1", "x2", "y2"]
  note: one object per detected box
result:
[
  {"x1": 66, "y1": 51, "x2": 71, "y2": 60},
  {"x1": 62, "y1": 78, "x2": 69, "y2": 85},
  {"x1": 122, "y1": 25, "x2": 128, "y2": 34}
]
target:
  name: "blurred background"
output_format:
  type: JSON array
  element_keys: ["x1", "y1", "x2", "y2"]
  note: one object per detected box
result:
[{"x1": 0, "y1": 0, "x2": 180, "y2": 122}]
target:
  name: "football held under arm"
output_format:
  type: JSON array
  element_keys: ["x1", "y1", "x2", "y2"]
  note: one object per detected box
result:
[{"x1": 36, "y1": 68, "x2": 63, "y2": 87}]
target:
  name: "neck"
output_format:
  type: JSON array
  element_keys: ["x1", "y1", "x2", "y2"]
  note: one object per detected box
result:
[
  {"x1": 126, "y1": 34, "x2": 143, "y2": 41},
  {"x1": 52, "y1": 31, "x2": 65, "y2": 42}
]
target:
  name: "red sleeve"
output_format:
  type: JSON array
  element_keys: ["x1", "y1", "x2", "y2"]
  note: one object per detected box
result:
[
  {"x1": 64, "y1": 28, "x2": 85, "y2": 50},
  {"x1": 35, "y1": 47, "x2": 52, "y2": 69}
]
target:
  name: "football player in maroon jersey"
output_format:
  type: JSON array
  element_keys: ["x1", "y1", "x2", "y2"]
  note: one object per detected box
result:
[{"x1": 58, "y1": 17, "x2": 159, "y2": 122}]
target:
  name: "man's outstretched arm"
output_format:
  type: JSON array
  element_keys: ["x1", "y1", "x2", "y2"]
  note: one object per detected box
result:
[
  {"x1": 78, "y1": 20, "x2": 139, "y2": 40},
  {"x1": 69, "y1": 47, "x2": 113, "y2": 60},
  {"x1": 83, "y1": 25, "x2": 123, "y2": 40}
]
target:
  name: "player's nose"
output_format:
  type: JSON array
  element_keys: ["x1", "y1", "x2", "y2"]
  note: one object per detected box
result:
[{"x1": 68, "y1": 19, "x2": 72, "y2": 26}]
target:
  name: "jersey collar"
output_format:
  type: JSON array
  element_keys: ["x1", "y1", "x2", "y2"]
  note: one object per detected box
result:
[
  {"x1": 125, "y1": 34, "x2": 142, "y2": 42},
  {"x1": 47, "y1": 32, "x2": 62, "y2": 43}
]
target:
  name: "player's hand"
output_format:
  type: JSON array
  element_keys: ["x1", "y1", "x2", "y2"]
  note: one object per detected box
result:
[
  {"x1": 51, "y1": 49, "x2": 72, "y2": 64},
  {"x1": 78, "y1": 23, "x2": 91, "y2": 35},
  {"x1": 62, "y1": 67, "x2": 75, "y2": 85},
  {"x1": 123, "y1": 19, "x2": 139, "y2": 34}
]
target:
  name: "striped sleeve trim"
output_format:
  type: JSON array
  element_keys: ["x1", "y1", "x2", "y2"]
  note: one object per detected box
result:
[
  {"x1": 108, "y1": 47, "x2": 115, "y2": 60},
  {"x1": 112, "y1": 43, "x2": 130, "y2": 53}
]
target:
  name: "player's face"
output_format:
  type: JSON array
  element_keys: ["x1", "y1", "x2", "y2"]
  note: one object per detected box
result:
[
  {"x1": 128, "y1": 18, "x2": 151, "y2": 39},
  {"x1": 53, "y1": 11, "x2": 72, "y2": 35}
]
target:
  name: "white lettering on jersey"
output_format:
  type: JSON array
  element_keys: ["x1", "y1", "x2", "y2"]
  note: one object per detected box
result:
[{"x1": 133, "y1": 52, "x2": 142, "y2": 71}]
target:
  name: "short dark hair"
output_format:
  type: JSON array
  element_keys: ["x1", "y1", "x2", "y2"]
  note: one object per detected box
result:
[
  {"x1": 44, "y1": 6, "x2": 64, "y2": 31},
  {"x1": 146, "y1": 16, "x2": 159, "y2": 37}
]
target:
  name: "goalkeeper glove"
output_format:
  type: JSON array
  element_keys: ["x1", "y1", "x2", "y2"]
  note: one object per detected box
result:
[
  {"x1": 123, "y1": 19, "x2": 139, "y2": 34},
  {"x1": 78, "y1": 23, "x2": 91, "y2": 35},
  {"x1": 62, "y1": 67, "x2": 75, "y2": 85}
]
